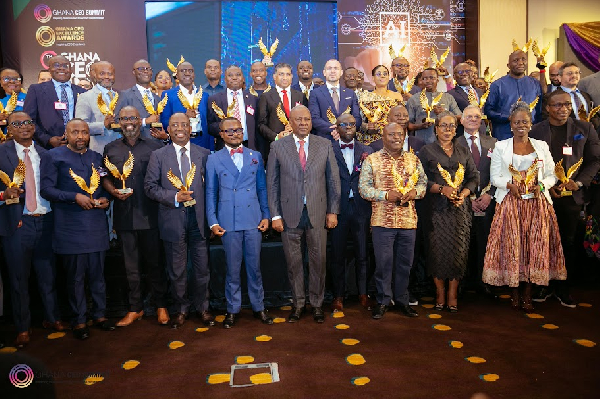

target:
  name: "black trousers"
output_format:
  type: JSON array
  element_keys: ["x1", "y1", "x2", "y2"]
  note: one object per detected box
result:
[
  {"x1": 466, "y1": 201, "x2": 496, "y2": 288},
  {"x1": 553, "y1": 196, "x2": 582, "y2": 291}
]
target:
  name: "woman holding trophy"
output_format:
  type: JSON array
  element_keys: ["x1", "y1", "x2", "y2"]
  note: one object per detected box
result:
[
  {"x1": 356, "y1": 65, "x2": 404, "y2": 145},
  {"x1": 483, "y1": 102, "x2": 566, "y2": 312},
  {"x1": 418, "y1": 112, "x2": 479, "y2": 313}
]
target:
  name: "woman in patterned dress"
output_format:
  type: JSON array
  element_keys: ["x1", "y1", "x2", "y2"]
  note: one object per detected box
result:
[{"x1": 483, "y1": 102, "x2": 566, "y2": 312}]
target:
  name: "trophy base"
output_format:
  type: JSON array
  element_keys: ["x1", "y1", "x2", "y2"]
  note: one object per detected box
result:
[
  {"x1": 560, "y1": 190, "x2": 573, "y2": 197},
  {"x1": 151, "y1": 122, "x2": 163, "y2": 129},
  {"x1": 423, "y1": 117, "x2": 435, "y2": 123},
  {"x1": 473, "y1": 211, "x2": 486, "y2": 217},
  {"x1": 110, "y1": 123, "x2": 121, "y2": 130},
  {"x1": 481, "y1": 116, "x2": 488, "y2": 120},
  {"x1": 521, "y1": 193, "x2": 536, "y2": 200},
  {"x1": 117, "y1": 188, "x2": 133, "y2": 195},
  {"x1": 5, "y1": 197, "x2": 19, "y2": 205},
  {"x1": 184, "y1": 199, "x2": 196, "y2": 207}
]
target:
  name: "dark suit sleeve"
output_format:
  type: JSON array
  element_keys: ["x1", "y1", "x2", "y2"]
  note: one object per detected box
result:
[
  {"x1": 578, "y1": 123, "x2": 600, "y2": 186},
  {"x1": 257, "y1": 94, "x2": 278, "y2": 142},
  {"x1": 463, "y1": 148, "x2": 480, "y2": 194},
  {"x1": 266, "y1": 142, "x2": 282, "y2": 218},
  {"x1": 113, "y1": 89, "x2": 131, "y2": 119},
  {"x1": 350, "y1": 93, "x2": 362, "y2": 131},
  {"x1": 308, "y1": 90, "x2": 334, "y2": 137},
  {"x1": 39, "y1": 151, "x2": 78, "y2": 203},
  {"x1": 325, "y1": 142, "x2": 341, "y2": 214},
  {"x1": 206, "y1": 94, "x2": 222, "y2": 138},
  {"x1": 204, "y1": 155, "x2": 219, "y2": 227},
  {"x1": 23, "y1": 85, "x2": 51, "y2": 147},
  {"x1": 144, "y1": 150, "x2": 178, "y2": 208},
  {"x1": 256, "y1": 153, "x2": 270, "y2": 220}
]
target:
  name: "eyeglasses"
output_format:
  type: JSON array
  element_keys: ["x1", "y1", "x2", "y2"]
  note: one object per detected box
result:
[
  {"x1": 374, "y1": 72, "x2": 389, "y2": 78},
  {"x1": 392, "y1": 63, "x2": 410, "y2": 68},
  {"x1": 455, "y1": 70, "x2": 471, "y2": 76},
  {"x1": 119, "y1": 116, "x2": 140, "y2": 122},
  {"x1": 221, "y1": 128, "x2": 244, "y2": 135},
  {"x1": 50, "y1": 63, "x2": 70, "y2": 69},
  {"x1": 463, "y1": 115, "x2": 482, "y2": 121},
  {"x1": 135, "y1": 67, "x2": 153, "y2": 72},
  {"x1": 438, "y1": 123, "x2": 456, "y2": 131},
  {"x1": 549, "y1": 102, "x2": 572, "y2": 109},
  {"x1": 562, "y1": 71, "x2": 580, "y2": 77},
  {"x1": 1, "y1": 76, "x2": 22, "y2": 83},
  {"x1": 9, "y1": 120, "x2": 34, "y2": 128},
  {"x1": 337, "y1": 122, "x2": 356, "y2": 128}
]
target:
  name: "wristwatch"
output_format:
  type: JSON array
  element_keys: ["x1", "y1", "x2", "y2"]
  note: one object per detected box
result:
[{"x1": 576, "y1": 181, "x2": 584, "y2": 188}]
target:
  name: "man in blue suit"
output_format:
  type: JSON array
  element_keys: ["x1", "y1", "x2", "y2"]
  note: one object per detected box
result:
[
  {"x1": 145, "y1": 112, "x2": 214, "y2": 329},
  {"x1": 329, "y1": 113, "x2": 373, "y2": 312},
  {"x1": 160, "y1": 61, "x2": 212, "y2": 151},
  {"x1": 23, "y1": 55, "x2": 86, "y2": 148},
  {"x1": 206, "y1": 117, "x2": 272, "y2": 328},
  {"x1": 308, "y1": 59, "x2": 361, "y2": 139}
]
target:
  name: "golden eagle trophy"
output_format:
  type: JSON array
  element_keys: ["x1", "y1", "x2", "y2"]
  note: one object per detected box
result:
[
  {"x1": 97, "y1": 93, "x2": 120, "y2": 130},
  {"x1": 142, "y1": 94, "x2": 168, "y2": 129},
  {"x1": 391, "y1": 161, "x2": 419, "y2": 207},
  {"x1": 431, "y1": 47, "x2": 450, "y2": 76},
  {"x1": 167, "y1": 163, "x2": 197, "y2": 207},
  {"x1": 276, "y1": 103, "x2": 289, "y2": 126},
  {"x1": 512, "y1": 38, "x2": 533, "y2": 53},
  {"x1": 437, "y1": 163, "x2": 465, "y2": 189},
  {"x1": 468, "y1": 89, "x2": 490, "y2": 119},
  {"x1": 0, "y1": 159, "x2": 26, "y2": 205},
  {"x1": 326, "y1": 106, "x2": 351, "y2": 124},
  {"x1": 532, "y1": 40, "x2": 551, "y2": 68},
  {"x1": 69, "y1": 165, "x2": 101, "y2": 205},
  {"x1": 0, "y1": 92, "x2": 18, "y2": 115},
  {"x1": 258, "y1": 37, "x2": 279, "y2": 67},
  {"x1": 483, "y1": 67, "x2": 498, "y2": 84},
  {"x1": 509, "y1": 161, "x2": 539, "y2": 199},
  {"x1": 420, "y1": 91, "x2": 444, "y2": 123},
  {"x1": 211, "y1": 98, "x2": 236, "y2": 120},
  {"x1": 166, "y1": 55, "x2": 185, "y2": 78},
  {"x1": 555, "y1": 157, "x2": 583, "y2": 197},
  {"x1": 178, "y1": 88, "x2": 203, "y2": 133},
  {"x1": 104, "y1": 152, "x2": 134, "y2": 194}
]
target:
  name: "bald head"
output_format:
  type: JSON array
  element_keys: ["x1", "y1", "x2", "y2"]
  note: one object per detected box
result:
[
  {"x1": 95, "y1": 61, "x2": 115, "y2": 89},
  {"x1": 548, "y1": 61, "x2": 564, "y2": 86},
  {"x1": 289, "y1": 105, "x2": 311, "y2": 139}
]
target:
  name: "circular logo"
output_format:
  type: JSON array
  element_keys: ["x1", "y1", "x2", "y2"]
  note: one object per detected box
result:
[
  {"x1": 9, "y1": 364, "x2": 34, "y2": 388},
  {"x1": 36, "y1": 26, "x2": 55, "y2": 47},
  {"x1": 40, "y1": 50, "x2": 57, "y2": 69},
  {"x1": 34, "y1": 4, "x2": 52, "y2": 23}
]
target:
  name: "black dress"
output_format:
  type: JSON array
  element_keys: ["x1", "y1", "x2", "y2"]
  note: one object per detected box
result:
[{"x1": 418, "y1": 141, "x2": 479, "y2": 280}]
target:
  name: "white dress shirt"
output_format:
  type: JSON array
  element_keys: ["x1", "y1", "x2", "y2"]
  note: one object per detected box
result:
[
  {"x1": 227, "y1": 88, "x2": 247, "y2": 141},
  {"x1": 339, "y1": 139, "x2": 355, "y2": 198},
  {"x1": 464, "y1": 131, "x2": 482, "y2": 156},
  {"x1": 171, "y1": 141, "x2": 192, "y2": 207},
  {"x1": 276, "y1": 85, "x2": 293, "y2": 114},
  {"x1": 298, "y1": 81, "x2": 314, "y2": 97},
  {"x1": 225, "y1": 144, "x2": 244, "y2": 172},
  {"x1": 272, "y1": 134, "x2": 309, "y2": 220},
  {"x1": 14, "y1": 142, "x2": 51, "y2": 215}
]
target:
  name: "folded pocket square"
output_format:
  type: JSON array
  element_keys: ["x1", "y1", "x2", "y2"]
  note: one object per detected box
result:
[{"x1": 574, "y1": 133, "x2": 584, "y2": 141}]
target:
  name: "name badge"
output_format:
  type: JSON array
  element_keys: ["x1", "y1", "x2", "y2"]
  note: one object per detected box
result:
[
  {"x1": 246, "y1": 105, "x2": 254, "y2": 115},
  {"x1": 16, "y1": 100, "x2": 24, "y2": 107},
  {"x1": 537, "y1": 159, "x2": 544, "y2": 169},
  {"x1": 295, "y1": 101, "x2": 302, "y2": 106},
  {"x1": 487, "y1": 149, "x2": 493, "y2": 158},
  {"x1": 54, "y1": 101, "x2": 67, "y2": 110},
  {"x1": 563, "y1": 146, "x2": 572, "y2": 155}
]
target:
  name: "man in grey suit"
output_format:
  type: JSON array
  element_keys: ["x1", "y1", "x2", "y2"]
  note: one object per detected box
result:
[
  {"x1": 267, "y1": 105, "x2": 341, "y2": 323},
  {"x1": 114, "y1": 59, "x2": 169, "y2": 143},
  {"x1": 74, "y1": 61, "x2": 121, "y2": 154},
  {"x1": 579, "y1": 55, "x2": 600, "y2": 106}
]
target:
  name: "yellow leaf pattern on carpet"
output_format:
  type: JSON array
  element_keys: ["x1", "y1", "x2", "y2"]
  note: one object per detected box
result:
[
  {"x1": 273, "y1": 318, "x2": 286, "y2": 323},
  {"x1": 427, "y1": 314, "x2": 442, "y2": 319},
  {"x1": 542, "y1": 324, "x2": 559, "y2": 330},
  {"x1": 332, "y1": 312, "x2": 345, "y2": 318},
  {"x1": 250, "y1": 373, "x2": 273, "y2": 384},
  {"x1": 341, "y1": 338, "x2": 360, "y2": 346},
  {"x1": 432, "y1": 324, "x2": 451, "y2": 331},
  {"x1": 47, "y1": 332, "x2": 66, "y2": 339},
  {"x1": 335, "y1": 324, "x2": 349, "y2": 330},
  {"x1": 168, "y1": 341, "x2": 185, "y2": 349},
  {"x1": 480, "y1": 373, "x2": 500, "y2": 381},
  {"x1": 122, "y1": 360, "x2": 140, "y2": 370},
  {"x1": 215, "y1": 315, "x2": 225, "y2": 322},
  {"x1": 465, "y1": 356, "x2": 486, "y2": 363},
  {"x1": 196, "y1": 327, "x2": 209, "y2": 332},
  {"x1": 351, "y1": 377, "x2": 370, "y2": 385},
  {"x1": 449, "y1": 341, "x2": 463, "y2": 348},
  {"x1": 525, "y1": 313, "x2": 544, "y2": 319},
  {"x1": 574, "y1": 339, "x2": 596, "y2": 347},
  {"x1": 235, "y1": 356, "x2": 254, "y2": 364},
  {"x1": 346, "y1": 354, "x2": 366, "y2": 365},
  {"x1": 255, "y1": 335, "x2": 272, "y2": 342},
  {"x1": 207, "y1": 373, "x2": 230, "y2": 384}
]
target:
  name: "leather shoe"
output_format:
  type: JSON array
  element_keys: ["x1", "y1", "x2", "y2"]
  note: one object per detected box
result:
[
  {"x1": 157, "y1": 307, "x2": 170, "y2": 325},
  {"x1": 287, "y1": 306, "x2": 305, "y2": 323},
  {"x1": 171, "y1": 313, "x2": 187, "y2": 329},
  {"x1": 359, "y1": 294, "x2": 375, "y2": 310},
  {"x1": 94, "y1": 318, "x2": 116, "y2": 331},
  {"x1": 331, "y1": 297, "x2": 343, "y2": 312},
  {"x1": 73, "y1": 325, "x2": 90, "y2": 340},
  {"x1": 223, "y1": 313, "x2": 237, "y2": 329},
  {"x1": 372, "y1": 303, "x2": 387, "y2": 319},
  {"x1": 312, "y1": 307, "x2": 325, "y2": 323},
  {"x1": 397, "y1": 304, "x2": 419, "y2": 317},
  {"x1": 42, "y1": 320, "x2": 70, "y2": 331},
  {"x1": 200, "y1": 310, "x2": 215, "y2": 326},
  {"x1": 253, "y1": 310, "x2": 273, "y2": 325},
  {"x1": 116, "y1": 311, "x2": 144, "y2": 327},
  {"x1": 15, "y1": 331, "x2": 30, "y2": 348}
]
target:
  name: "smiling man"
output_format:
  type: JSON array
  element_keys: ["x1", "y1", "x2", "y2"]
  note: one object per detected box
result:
[
  {"x1": 249, "y1": 61, "x2": 269, "y2": 97},
  {"x1": 292, "y1": 61, "x2": 315, "y2": 99}
]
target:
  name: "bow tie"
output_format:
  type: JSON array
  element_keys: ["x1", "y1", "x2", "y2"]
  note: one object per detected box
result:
[
  {"x1": 230, "y1": 147, "x2": 243, "y2": 155},
  {"x1": 340, "y1": 143, "x2": 354, "y2": 150}
]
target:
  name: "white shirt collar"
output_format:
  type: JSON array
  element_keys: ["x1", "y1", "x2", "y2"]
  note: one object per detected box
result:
[
  {"x1": 172, "y1": 141, "x2": 191, "y2": 153},
  {"x1": 14, "y1": 141, "x2": 35, "y2": 154},
  {"x1": 276, "y1": 85, "x2": 291, "y2": 93},
  {"x1": 326, "y1": 82, "x2": 340, "y2": 91},
  {"x1": 293, "y1": 134, "x2": 309, "y2": 144},
  {"x1": 179, "y1": 84, "x2": 197, "y2": 95},
  {"x1": 136, "y1": 84, "x2": 153, "y2": 95},
  {"x1": 464, "y1": 131, "x2": 479, "y2": 139},
  {"x1": 225, "y1": 144, "x2": 243, "y2": 153},
  {"x1": 227, "y1": 88, "x2": 242, "y2": 96}
]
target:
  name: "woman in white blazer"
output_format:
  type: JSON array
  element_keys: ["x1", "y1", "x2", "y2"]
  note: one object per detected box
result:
[{"x1": 482, "y1": 102, "x2": 566, "y2": 312}]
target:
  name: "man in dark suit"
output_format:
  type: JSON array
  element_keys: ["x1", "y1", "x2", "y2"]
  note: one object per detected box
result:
[
  {"x1": 257, "y1": 63, "x2": 307, "y2": 161},
  {"x1": 330, "y1": 113, "x2": 373, "y2": 312},
  {"x1": 308, "y1": 59, "x2": 361, "y2": 139},
  {"x1": 291, "y1": 61, "x2": 314, "y2": 99},
  {"x1": 267, "y1": 105, "x2": 341, "y2": 323},
  {"x1": 160, "y1": 61, "x2": 212, "y2": 151},
  {"x1": 0, "y1": 111, "x2": 67, "y2": 347},
  {"x1": 207, "y1": 66, "x2": 258, "y2": 151},
  {"x1": 447, "y1": 63, "x2": 486, "y2": 136},
  {"x1": 456, "y1": 105, "x2": 497, "y2": 295},
  {"x1": 530, "y1": 90, "x2": 600, "y2": 307},
  {"x1": 248, "y1": 61, "x2": 270, "y2": 97},
  {"x1": 103, "y1": 106, "x2": 168, "y2": 327},
  {"x1": 370, "y1": 105, "x2": 426, "y2": 153},
  {"x1": 23, "y1": 55, "x2": 86, "y2": 148},
  {"x1": 114, "y1": 59, "x2": 169, "y2": 143},
  {"x1": 558, "y1": 63, "x2": 599, "y2": 129},
  {"x1": 206, "y1": 117, "x2": 272, "y2": 328},
  {"x1": 387, "y1": 56, "x2": 419, "y2": 100},
  {"x1": 144, "y1": 112, "x2": 214, "y2": 329},
  {"x1": 40, "y1": 118, "x2": 114, "y2": 340}
]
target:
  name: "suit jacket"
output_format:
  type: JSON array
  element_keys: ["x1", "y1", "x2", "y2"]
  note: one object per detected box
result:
[
  {"x1": 308, "y1": 85, "x2": 362, "y2": 139},
  {"x1": 579, "y1": 71, "x2": 600, "y2": 106},
  {"x1": 23, "y1": 81, "x2": 86, "y2": 148},
  {"x1": 541, "y1": 89, "x2": 599, "y2": 128},
  {"x1": 369, "y1": 136, "x2": 426, "y2": 153},
  {"x1": 257, "y1": 87, "x2": 307, "y2": 158},
  {"x1": 332, "y1": 140, "x2": 373, "y2": 217},
  {"x1": 144, "y1": 143, "x2": 210, "y2": 242},
  {"x1": 455, "y1": 134, "x2": 497, "y2": 197},
  {"x1": 114, "y1": 85, "x2": 162, "y2": 142},
  {"x1": 529, "y1": 118, "x2": 600, "y2": 205},
  {"x1": 291, "y1": 82, "x2": 313, "y2": 99},
  {"x1": 205, "y1": 147, "x2": 270, "y2": 231},
  {"x1": 490, "y1": 138, "x2": 556, "y2": 204},
  {"x1": 387, "y1": 79, "x2": 421, "y2": 95},
  {"x1": 160, "y1": 86, "x2": 212, "y2": 151},
  {"x1": 74, "y1": 85, "x2": 121, "y2": 154},
  {"x1": 206, "y1": 90, "x2": 258, "y2": 151},
  {"x1": 267, "y1": 134, "x2": 341, "y2": 228},
  {"x1": 0, "y1": 140, "x2": 47, "y2": 234}
]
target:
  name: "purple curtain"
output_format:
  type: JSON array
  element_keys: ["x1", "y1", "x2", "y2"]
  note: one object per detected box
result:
[{"x1": 563, "y1": 24, "x2": 600, "y2": 72}]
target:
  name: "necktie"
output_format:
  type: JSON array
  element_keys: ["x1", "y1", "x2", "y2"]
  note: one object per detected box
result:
[
  {"x1": 340, "y1": 143, "x2": 354, "y2": 150},
  {"x1": 299, "y1": 140, "x2": 306, "y2": 170},
  {"x1": 573, "y1": 90, "x2": 583, "y2": 117},
  {"x1": 180, "y1": 147, "x2": 190, "y2": 182},
  {"x1": 470, "y1": 135, "x2": 480, "y2": 167},
  {"x1": 282, "y1": 89, "x2": 290, "y2": 117},
  {"x1": 60, "y1": 83, "x2": 69, "y2": 126},
  {"x1": 23, "y1": 149, "x2": 37, "y2": 212},
  {"x1": 230, "y1": 147, "x2": 243, "y2": 155},
  {"x1": 232, "y1": 91, "x2": 241, "y2": 122},
  {"x1": 146, "y1": 89, "x2": 154, "y2": 105},
  {"x1": 468, "y1": 86, "x2": 478, "y2": 101},
  {"x1": 331, "y1": 87, "x2": 340, "y2": 113}
]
